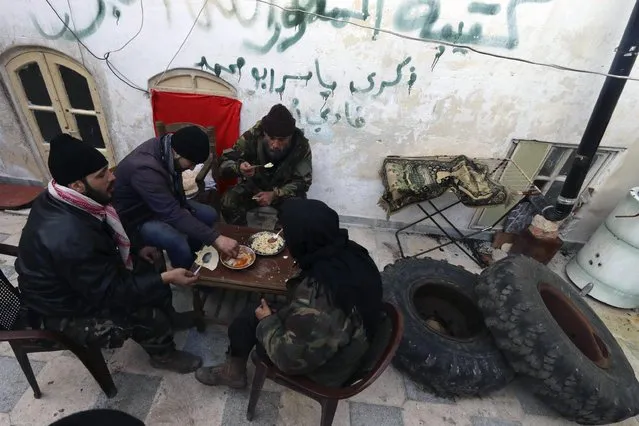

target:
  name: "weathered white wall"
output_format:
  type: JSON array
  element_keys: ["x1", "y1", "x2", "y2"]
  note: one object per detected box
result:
[{"x1": 0, "y1": 0, "x2": 638, "y2": 242}]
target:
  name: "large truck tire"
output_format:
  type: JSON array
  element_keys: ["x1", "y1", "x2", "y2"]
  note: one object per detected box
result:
[
  {"x1": 383, "y1": 258, "x2": 514, "y2": 398},
  {"x1": 476, "y1": 255, "x2": 639, "y2": 425}
]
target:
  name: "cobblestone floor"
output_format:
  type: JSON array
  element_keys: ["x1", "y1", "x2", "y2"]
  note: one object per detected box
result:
[{"x1": 1, "y1": 210, "x2": 638, "y2": 426}]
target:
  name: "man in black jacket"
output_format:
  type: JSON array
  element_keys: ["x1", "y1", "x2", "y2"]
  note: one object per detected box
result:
[
  {"x1": 113, "y1": 126, "x2": 238, "y2": 269},
  {"x1": 16, "y1": 134, "x2": 202, "y2": 373}
]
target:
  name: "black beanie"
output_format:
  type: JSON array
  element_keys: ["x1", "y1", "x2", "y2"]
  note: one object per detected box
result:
[
  {"x1": 261, "y1": 104, "x2": 296, "y2": 138},
  {"x1": 48, "y1": 134, "x2": 108, "y2": 185},
  {"x1": 171, "y1": 126, "x2": 210, "y2": 164}
]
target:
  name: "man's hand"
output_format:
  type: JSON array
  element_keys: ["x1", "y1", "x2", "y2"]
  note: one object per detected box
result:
[
  {"x1": 239, "y1": 162, "x2": 255, "y2": 177},
  {"x1": 214, "y1": 235, "x2": 240, "y2": 258},
  {"x1": 138, "y1": 246, "x2": 161, "y2": 264},
  {"x1": 161, "y1": 268, "x2": 199, "y2": 286},
  {"x1": 254, "y1": 191, "x2": 275, "y2": 207},
  {"x1": 255, "y1": 299, "x2": 272, "y2": 320}
]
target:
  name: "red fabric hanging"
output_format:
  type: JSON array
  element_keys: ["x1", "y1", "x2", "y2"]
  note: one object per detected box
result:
[{"x1": 150, "y1": 89, "x2": 242, "y2": 193}]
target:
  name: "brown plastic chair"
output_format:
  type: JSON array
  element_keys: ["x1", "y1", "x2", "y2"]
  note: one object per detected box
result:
[
  {"x1": 154, "y1": 121, "x2": 218, "y2": 208},
  {"x1": 247, "y1": 302, "x2": 404, "y2": 426},
  {"x1": 0, "y1": 243, "x2": 117, "y2": 399}
]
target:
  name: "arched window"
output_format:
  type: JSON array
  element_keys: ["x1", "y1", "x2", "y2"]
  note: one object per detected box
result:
[
  {"x1": 4, "y1": 48, "x2": 115, "y2": 167},
  {"x1": 148, "y1": 68, "x2": 237, "y2": 98}
]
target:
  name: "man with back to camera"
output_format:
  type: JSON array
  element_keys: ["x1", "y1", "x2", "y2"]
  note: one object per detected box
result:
[
  {"x1": 113, "y1": 125, "x2": 239, "y2": 269},
  {"x1": 16, "y1": 134, "x2": 202, "y2": 373}
]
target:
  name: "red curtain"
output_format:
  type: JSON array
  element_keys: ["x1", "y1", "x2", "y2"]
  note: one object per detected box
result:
[{"x1": 151, "y1": 89, "x2": 242, "y2": 193}]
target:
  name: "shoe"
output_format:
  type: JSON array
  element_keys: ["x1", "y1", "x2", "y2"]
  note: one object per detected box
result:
[
  {"x1": 149, "y1": 349, "x2": 202, "y2": 374},
  {"x1": 195, "y1": 356, "x2": 248, "y2": 388}
]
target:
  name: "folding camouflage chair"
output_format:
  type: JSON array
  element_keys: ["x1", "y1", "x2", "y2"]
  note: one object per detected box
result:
[{"x1": 378, "y1": 155, "x2": 540, "y2": 266}]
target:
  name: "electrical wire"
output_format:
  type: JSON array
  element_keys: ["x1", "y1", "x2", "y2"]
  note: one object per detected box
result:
[
  {"x1": 255, "y1": 0, "x2": 639, "y2": 83},
  {"x1": 109, "y1": 0, "x2": 145, "y2": 54},
  {"x1": 46, "y1": 0, "x2": 636, "y2": 93},
  {"x1": 105, "y1": 58, "x2": 148, "y2": 92},
  {"x1": 103, "y1": 0, "x2": 148, "y2": 93},
  {"x1": 101, "y1": 57, "x2": 148, "y2": 93},
  {"x1": 155, "y1": 0, "x2": 209, "y2": 86},
  {"x1": 44, "y1": 0, "x2": 149, "y2": 94},
  {"x1": 44, "y1": 0, "x2": 103, "y2": 61},
  {"x1": 107, "y1": 59, "x2": 139, "y2": 88}
]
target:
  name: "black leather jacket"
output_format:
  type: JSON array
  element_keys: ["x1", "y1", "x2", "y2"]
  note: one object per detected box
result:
[{"x1": 15, "y1": 193, "x2": 169, "y2": 318}]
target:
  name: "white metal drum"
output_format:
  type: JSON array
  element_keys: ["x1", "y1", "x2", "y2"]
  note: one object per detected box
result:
[{"x1": 566, "y1": 187, "x2": 639, "y2": 309}]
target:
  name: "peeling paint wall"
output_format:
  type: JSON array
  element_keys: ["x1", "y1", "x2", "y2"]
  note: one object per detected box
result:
[{"x1": 0, "y1": 0, "x2": 638, "y2": 242}]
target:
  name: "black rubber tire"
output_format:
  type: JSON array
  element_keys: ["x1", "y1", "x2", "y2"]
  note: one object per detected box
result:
[
  {"x1": 382, "y1": 257, "x2": 514, "y2": 398},
  {"x1": 476, "y1": 255, "x2": 639, "y2": 425}
]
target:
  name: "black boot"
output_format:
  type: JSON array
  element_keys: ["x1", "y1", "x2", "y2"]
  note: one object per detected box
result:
[{"x1": 195, "y1": 356, "x2": 248, "y2": 388}]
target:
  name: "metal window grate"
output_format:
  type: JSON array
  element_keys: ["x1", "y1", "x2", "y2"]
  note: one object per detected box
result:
[{"x1": 475, "y1": 157, "x2": 541, "y2": 199}]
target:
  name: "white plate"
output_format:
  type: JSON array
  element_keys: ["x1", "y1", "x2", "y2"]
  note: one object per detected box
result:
[
  {"x1": 249, "y1": 231, "x2": 286, "y2": 256},
  {"x1": 220, "y1": 245, "x2": 256, "y2": 270}
]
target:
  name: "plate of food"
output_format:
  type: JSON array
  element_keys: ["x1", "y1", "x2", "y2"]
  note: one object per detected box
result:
[
  {"x1": 249, "y1": 231, "x2": 286, "y2": 256},
  {"x1": 220, "y1": 245, "x2": 256, "y2": 270}
]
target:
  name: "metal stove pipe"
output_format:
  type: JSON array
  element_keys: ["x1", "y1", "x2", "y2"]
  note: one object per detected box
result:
[{"x1": 543, "y1": 0, "x2": 639, "y2": 221}]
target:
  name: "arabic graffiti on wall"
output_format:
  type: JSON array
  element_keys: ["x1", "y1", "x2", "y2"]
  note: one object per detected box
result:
[
  {"x1": 194, "y1": 55, "x2": 417, "y2": 131},
  {"x1": 33, "y1": 0, "x2": 552, "y2": 51},
  {"x1": 290, "y1": 97, "x2": 367, "y2": 133},
  {"x1": 33, "y1": 0, "x2": 105, "y2": 40},
  {"x1": 195, "y1": 56, "x2": 415, "y2": 99},
  {"x1": 30, "y1": 0, "x2": 553, "y2": 132}
]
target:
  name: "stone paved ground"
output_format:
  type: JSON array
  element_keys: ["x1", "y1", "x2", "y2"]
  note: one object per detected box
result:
[{"x1": 1, "y1": 210, "x2": 639, "y2": 426}]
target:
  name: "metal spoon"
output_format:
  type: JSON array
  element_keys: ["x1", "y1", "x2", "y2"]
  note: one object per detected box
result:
[
  {"x1": 194, "y1": 252, "x2": 213, "y2": 274},
  {"x1": 268, "y1": 228, "x2": 283, "y2": 243}
]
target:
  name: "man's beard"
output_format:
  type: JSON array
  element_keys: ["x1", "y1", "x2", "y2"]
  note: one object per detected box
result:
[
  {"x1": 264, "y1": 141, "x2": 291, "y2": 162},
  {"x1": 82, "y1": 179, "x2": 112, "y2": 205}
]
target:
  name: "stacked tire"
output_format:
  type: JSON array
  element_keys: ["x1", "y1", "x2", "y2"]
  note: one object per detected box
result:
[
  {"x1": 477, "y1": 255, "x2": 639, "y2": 425},
  {"x1": 383, "y1": 258, "x2": 514, "y2": 398},
  {"x1": 383, "y1": 255, "x2": 639, "y2": 424}
]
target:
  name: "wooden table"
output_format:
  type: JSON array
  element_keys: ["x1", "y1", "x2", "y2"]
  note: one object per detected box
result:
[{"x1": 191, "y1": 224, "x2": 297, "y2": 328}]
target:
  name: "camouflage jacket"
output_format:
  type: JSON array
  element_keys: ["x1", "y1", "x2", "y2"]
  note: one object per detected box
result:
[
  {"x1": 218, "y1": 121, "x2": 312, "y2": 199},
  {"x1": 256, "y1": 273, "x2": 369, "y2": 387}
]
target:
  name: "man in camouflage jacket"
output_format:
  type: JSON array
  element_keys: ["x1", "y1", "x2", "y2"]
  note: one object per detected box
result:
[
  {"x1": 195, "y1": 271, "x2": 369, "y2": 388},
  {"x1": 218, "y1": 104, "x2": 312, "y2": 225}
]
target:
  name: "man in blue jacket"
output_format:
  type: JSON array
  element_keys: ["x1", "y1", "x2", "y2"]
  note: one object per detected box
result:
[{"x1": 114, "y1": 126, "x2": 239, "y2": 268}]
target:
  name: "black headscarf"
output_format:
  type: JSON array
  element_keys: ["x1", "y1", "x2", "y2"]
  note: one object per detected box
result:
[{"x1": 279, "y1": 199, "x2": 383, "y2": 339}]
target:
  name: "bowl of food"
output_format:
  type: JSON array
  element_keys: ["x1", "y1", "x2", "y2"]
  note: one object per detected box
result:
[
  {"x1": 249, "y1": 231, "x2": 286, "y2": 256},
  {"x1": 220, "y1": 245, "x2": 256, "y2": 270}
]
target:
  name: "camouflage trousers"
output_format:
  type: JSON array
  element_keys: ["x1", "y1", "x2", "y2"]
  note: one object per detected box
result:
[
  {"x1": 220, "y1": 183, "x2": 272, "y2": 226},
  {"x1": 43, "y1": 306, "x2": 174, "y2": 356},
  {"x1": 220, "y1": 183, "x2": 304, "y2": 226}
]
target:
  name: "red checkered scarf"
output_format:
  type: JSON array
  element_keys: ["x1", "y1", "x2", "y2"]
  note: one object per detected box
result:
[{"x1": 47, "y1": 180, "x2": 133, "y2": 270}]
